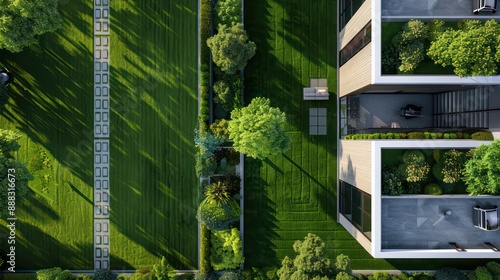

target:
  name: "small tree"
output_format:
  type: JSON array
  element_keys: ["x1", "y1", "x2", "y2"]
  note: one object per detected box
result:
[
  {"x1": 207, "y1": 23, "x2": 256, "y2": 74},
  {"x1": 152, "y1": 256, "x2": 176, "y2": 280},
  {"x1": 442, "y1": 149, "x2": 466, "y2": 183},
  {"x1": 397, "y1": 20, "x2": 427, "y2": 73},
  {"x1": 276, "y1": 233, "x2": 335, "y2": 280},
  {"x1": 0, "y1": 0, "x2": 62, "y2": 52},
  {"x1": 428, "y1": 19, "x2": 500, "y2": 77},
  {"x1": 228, "y1": 97, "x2": 290, "y2": 160},
  {"x1": 464, "y1": 140, "x2": 500, "y2": 195},
  {"x1": 405, "y1": 154, "x2": 430, "y2": 183},
  {"x1": 210, "y1": 228, "x2": 244, "y2": 271}
]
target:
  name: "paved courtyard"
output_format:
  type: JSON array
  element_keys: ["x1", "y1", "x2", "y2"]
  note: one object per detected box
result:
[
  {"x1": 382, "y1": 0, "x2": 500, "y2": 18},
  {"x1": 382, "y1": 196, "x2": 500, "y2": 250}
]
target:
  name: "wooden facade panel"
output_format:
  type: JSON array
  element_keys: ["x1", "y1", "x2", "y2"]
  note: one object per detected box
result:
[
  {"x1": 339, "y1": 45, "x2": 372, "y2": 97},
  {"x1": 339, "y1": 0, "x2": 372, "y2": 49},
  {"x1": 339, "y1": 140, "x2": 372, "y2": 194}
]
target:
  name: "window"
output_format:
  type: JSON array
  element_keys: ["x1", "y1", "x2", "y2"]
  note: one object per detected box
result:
[
  {"x1": 340, "y1": 181, "x2": 371, "y2": 239},
  {"x1": 339, "y1": 22, "x2": 371, "y2": 66},
  {"x1": 340, "y1": 0, "x2": 366, "y2": 30}
]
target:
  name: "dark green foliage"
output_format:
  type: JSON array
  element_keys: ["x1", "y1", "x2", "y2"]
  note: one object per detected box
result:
[
  {"x1": 434, "y1": 267, "x2": 467, "y2": 280},
  {"x1": 405, "y1": 182, "x2": 422, "y2": 194},
  {"x1": 426, "y1": 20, "x2": 446, "y2": 42},
  {"x1": 476, "y1": 266, "x2": 493, "y2": 280},
  {"x1": 94, "y1": 269, "x2": 116, "y2": 280},
  {"x1": 471, "y1": 131, "x2": 494, "y2": 140},
  {"x1": 37, "y1": 267, "x2": 72, "y2": 280},
  {"x1": 0, "y1": 84, "x2": 10, "y2": 112},
  {"x1": 219, "y1": 271, "x2": 242, "y2": 280},
  {"x1": 440, "y1": 183, "x2": 454, "y2": 194},
  {"x1": 213, "y1": 74, "x2": 243, "y2": 112},
  {"x1": 76, "y1": 275, "x2": 93, "y2": 280},
  {"x1": 195, "y1": 152, "x2": 217, "y2": 178},
  {"x1": 194, "y1": 272, "x2": 217, "y2": 280},
  {"x1": 214, "y1": 148, "x2": 240, "y2": 166},
  {"x1": 199, "y1": 224, "x2": 212, "y2": 274},
  {"x1": 382, "y1": 44, "x2": 399, "y2": 74},
  {"x1": 486, "y1": 262, "x2": 500, "y2": 276},
  {"x1": 382, "y1": 166, "x2": 403, "y2": 196},
  {"x1": 211, "y1": 175, "x2": 241, "y2": 196},
  {"x1": 464, "y1": 141, "x2": 500, "y2": 195},
  {"x1": 197, "y1": 197, "x2": 241, "y2": 230},
  {"x1": 276, "y1": 233, "x2": 335, "y2": 280},
  {"x1": 210, "y1": 228, "x2": 244, "y2": 270},
  {"x1": 199, "y1": 0, "x2": 211, "y2": 131}
]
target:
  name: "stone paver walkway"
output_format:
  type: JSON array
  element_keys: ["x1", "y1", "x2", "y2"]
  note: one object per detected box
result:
[
  {"x1": 309, "y1": 108, "x2": 327, "y2": 135},
  {"x1": 94, "y1": 0, "x2": 110, "y2": 270}
]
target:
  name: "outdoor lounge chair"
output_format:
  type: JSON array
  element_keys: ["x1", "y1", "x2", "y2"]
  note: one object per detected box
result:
[{"x1": 473, "y1": 205, "x2": 499, "y2": 231}]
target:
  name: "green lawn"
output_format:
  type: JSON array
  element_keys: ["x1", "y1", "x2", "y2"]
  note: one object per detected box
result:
[
  {"x1": 0, "y1": 0, "x2": 94, "y2": 269},
  {"x1": 109, "y1": 1, "x2": 199, "y2": 270}
]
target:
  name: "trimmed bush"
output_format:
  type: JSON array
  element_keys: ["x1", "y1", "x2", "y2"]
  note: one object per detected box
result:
[
  {"x1": 37, "y1": 267, "x2": 72, "y2": 280},
  {"x1": 194, "y1": 272, "x2": 217, "y2": 280},
  {"x1": 471, "y1": 131, "x2": 494, "y2": 140},
  {"x1": 403, "y1": 150, "x2": 425, "y2": 163},
  {"x1": 433, "y1": 149, "x2": 441, "y2": 163},
  {"x1": 424, "y1": 183, "x2": 442, "y2": 195},
  {"x1": 434, "y1": 267, "x2": 467, "y2": 280},
  {"x1": 440, "y1": 183, "x2": 454, "y2": 194},
  {"x1": 199, "y1": 224, "x2": 212, "y2": 274},
  {"x1": 197, "y1": 197, "x2": 241, "y2": 230},
  {"x1": 432, "y1": 163, "x2": 445, "y2": 181},
  {"x1": 407, "y1": 132, "x2": 425, "y2": 139},
  {"x1": 94, "y1": 269, "x2": 116, "y2": 280},
  {"x1": 210, "y1": 228, "x2": 244, "y2": 271}
]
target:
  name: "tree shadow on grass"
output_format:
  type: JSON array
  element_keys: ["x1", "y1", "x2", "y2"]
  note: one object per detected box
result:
[{"x1": 243, "y1": 158, "x2": 280, "y2": 268}]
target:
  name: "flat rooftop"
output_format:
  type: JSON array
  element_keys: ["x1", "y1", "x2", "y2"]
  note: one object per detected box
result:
[
  {"x1": 382, "y1": 196, "x2": 500, "y2": 250},
  {"x1": 382, "y1": 0, "x2": 500, "y2": 18}
]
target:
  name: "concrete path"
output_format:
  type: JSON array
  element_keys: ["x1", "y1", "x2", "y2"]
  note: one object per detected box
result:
[{"x1": 94, "y1": 0, "x2": 110, "y2": 270}]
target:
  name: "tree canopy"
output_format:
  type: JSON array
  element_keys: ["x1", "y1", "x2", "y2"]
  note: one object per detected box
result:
[
  {"x1": 228, "y1": 97, "x2": 290, "y2": 159},
  {"x1": 0, "y1": 129, "x2": 33, "y2": 217},
  {"x1": 207, "y1": 23, "x2": 256, "y2": 74},
  {"x1": 427, "y1": 20, "x2": 500, "y2": 77},
  {"x1": 0, "y1": 0, "x2": 62, "y2": 52},
  {"x1": 464, "y1": 140, "x2": 500, "y2": 195}
]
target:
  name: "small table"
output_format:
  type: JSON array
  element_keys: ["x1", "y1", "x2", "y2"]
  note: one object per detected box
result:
[{"x1": 309, "y1": 108, "x2": 327, "y2": 135}]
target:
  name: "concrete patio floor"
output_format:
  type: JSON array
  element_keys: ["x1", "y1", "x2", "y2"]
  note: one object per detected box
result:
[{"x1": 382, "y1": 196, "x2": 500, "y2": 250}]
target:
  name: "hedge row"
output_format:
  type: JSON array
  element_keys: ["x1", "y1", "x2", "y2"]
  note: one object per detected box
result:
[
  {"x1": 344, "y1": 131, "x2": 493, "y2": 140},
  {"x1": 199, "y1": 0, "x2": 211, "y2": 133}
]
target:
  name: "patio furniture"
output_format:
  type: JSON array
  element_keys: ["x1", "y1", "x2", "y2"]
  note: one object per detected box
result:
[
  {"x1": 449, "y1": 242, "x2": 467, "y2": 252},
  {"x1": 473, "y1": 205, "x2": 499, "y2": 231},
  {"x1": 304, "y1": 78, "x2": 329, "y2": 100},
  {"x1": 485, "y1": 242, "x2": 500, "y2": 252}
]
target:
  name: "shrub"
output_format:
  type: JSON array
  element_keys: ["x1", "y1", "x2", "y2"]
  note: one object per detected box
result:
[
  {"x1": 433, "y1": 149, "x2": 441, "y2": 163},
  {"x1": 205, "y1": 182, "x2": 232, "y2": 206},
  {"x1": 424, "y1": 183, "x2": 442, "y2": 195},
  {"x1": 335, "y1": 254, "x2": 352, "y2": 275},
  {"x1": 463, "y1": 132, "x2": 470, "y2": 139},
  {"x1": 372, "y1": 271, "x2": 390, "y2": 280},
  {"x1": 407, "y1": 132, "x2": 425, "y2": 139},
  {"x1": 210, "y1": 228, "x2": 244, "y2": 271},
  {"x1": 486, "y1": 262, "x2": 500, "y2": 276},
  {"x1": 76, "y1": 275, "x2": 93, "y2": 280},
  {"x1": 382, "y1": 166, "x2": 403, "y2": 196},
  {"x1": 399, "y1": 133, "x2": 407, "y2": 139},
  {"x1": 442, "y1": 149, "x2": 466, "y2": 183},
  {"x1": 197, "y1": 197, "x2": 241, "y2": 230},
  {"x1": 207, "y1": 23, "x2": 256, "y2": 74},
  {"x1": 213, "y1": 74, "x2": 242, "y2": 112},
  {"x1": 195, "y1": 130, "x2": 223, "y2": 159},
  {"x1": 398, "y1": 163, "x2": 408, "y2": 179},
  {"x1": 434, "y1": 267, "x2": 467, "y2": 280},
  {"x1": 382, "y1": 44, "x2": 399, "y2": 74},
  {"x1": 471, "y1": 131, "x2": 494, "y2": 140},
  {"x1": 199, "y1": 224, "x2": 212, "y2": 274},
  {"x1": 211, "y1": 175, "x2": 241, "y2": 195},
  {"x1": 432, "y1": 163, "x2": 445, "y2": 181},
  {"x1": 37, "y1": 267, "x2": 72, "y2": 280},
  {"x1": 336, "y1": 272, "x2": 355, "y2": 280},
  {"x1": 464, "y1": 141, "x2": 500, "y2": 195},
  {"x1": 94, "y1": 269, "x2": 116, "y2": 280},
  {"x1": 398, "y1": 40, "x2": 425, "y2": 73},
  {"x1": 152, "y1": 256, "x2": 176, "y2": 280},
  {"x1": 210, "y1": 119, "x2": 230, "y2": 142},
  {"x1": 476, "y1": 266, "x2": 493, "y2": 280},
  {"x1": 219, "y1": 271, "x2": 242, "y2": 280},
  {"x1": 194, "y1": 272, "x2": 217, "y2": 280},
  {"x1": 406, "y1": 182, "x2": 422, "y2": 194},
  {"x1": 403, "y1": 150, "x2": 425, "y2": 163},
  {"x1": 195, "y1": 152, "x2": 217, "y2": 178},
  {"x1": 426, "y1": 19, "x2": 446, "y2": 41},
  {"x1": 214, "y1": 0, "x2": 242, "y2": 26},
  {"x1": 386, "y1": 132, "x2": 394, "y2": 139},
  {"x1": 406, "y1": 154, "x2": 430, "y2": 182}
]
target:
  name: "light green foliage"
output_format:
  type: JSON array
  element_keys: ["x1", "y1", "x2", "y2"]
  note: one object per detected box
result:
[
  {"x1": 219, "y1": 271, "x2": 242, "y2": 280},
  {"x1": 426, "y1": 20, "x2": 446, "y2": 42},
  {"x1": 276, "y1": 233, "x2": 335, "y2": 280},
  {"x1": 229, "y1": 97, "x2": 290, "y2": 159},
  {"x1": 398, "y1": 20, "x2": 427, "y2": 73},
  {"x1": 210, "y1": 228, "x2": 244, "y2": 271},
  {"x1": 428, "y1": 19, "x2": 500, "y2": 77},
  {"x1": 207, "y1": 23, "x2": 256, "y2": 74},
  {"x1": 0, "y1": 130, "x2": 33, "y2": 217},
  {"x1": 0, "y1": 0, "x2": 62, "y2": 52},
  {"x1": 197, "y1": 197, "x2": 241, "y2": 230},
  {"x1": 442, "y1": 149, "x2": 465, "y2": 183},
  {"x1": 75, "y1": 275, "x2": 93, "y2": 280},
  {"x1": 215, "y1": 0, "x2": 242, "y2": 26},
  {"x1": 152, "y1": 256, "x2": 177, "y2": 280},
  {"x1": 335, "y1": 254, "x2": 352, "y2": 275},
  {"x1": 476, "y1": 266, "x2": 494, "y2": 280},
  {"x1": 471, "y1": 131, "x2": 494, "y2": 140},
  {"x1": 205, "y1": 181, "x2": 231, "y2": 206},
  {"x1": 464, "y1": 141, "x2": 500, "y2": 195},
  {"x1": 37, "y1": 267, "x2": 72, "y2": 280},
  {"x1": 199, "y1": 224, "x2": 212, "y2": 274},
  {"x1": 210, "y1": 119, "x2": 230, "y2": 142},
  {"x1": 423, "y1": 183, "x2": 442, "y2": 195},
  {"x1": 336, "y1": 272, "x2": 355, "y2": 280},
  {"x1": 372, "y1": 271, "x2": 390, "y2": 280},
  {"x1": 405, "y1": 154, "x2": 430, "y2": 183}
]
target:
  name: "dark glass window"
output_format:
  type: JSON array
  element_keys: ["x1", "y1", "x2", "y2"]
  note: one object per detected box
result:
[
  {"x1": 339, "y1": 22, "x2": 371, "y2": 66},
  {"x1": 340, "y1": 0, "x2": 366, "y2": 30},
  {"x1": 339, "y1": 180, "x2": 371, "y2": 240}
]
